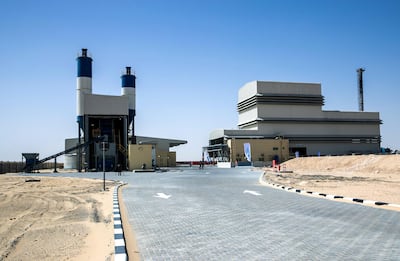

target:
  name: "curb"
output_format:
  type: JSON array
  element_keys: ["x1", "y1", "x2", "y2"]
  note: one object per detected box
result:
[
  {"x1": 259, "y1": 173, "x2": 400, "y2": 209},
  {"x1": 113, "y1": 183, "x2": 128, "y2": 261}
]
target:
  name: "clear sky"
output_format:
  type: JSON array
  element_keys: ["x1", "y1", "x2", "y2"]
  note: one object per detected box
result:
[{"x1": 0, "y1": 0, "x2": 399, "y2": 162}]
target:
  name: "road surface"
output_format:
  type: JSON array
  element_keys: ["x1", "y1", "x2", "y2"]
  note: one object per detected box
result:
[{"x1": 118, "y1": 167, "x2": 400, "y2": 260}]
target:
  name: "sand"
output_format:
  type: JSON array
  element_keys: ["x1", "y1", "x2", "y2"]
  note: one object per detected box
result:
[
  {"x1": 262, "y1": 154, "x2": 400, "y2": 211},
  {"x1": 0, "y1": 175, "x2": 118, "y2": 261},
  {"x1": 2, "y1": 155, "x2": 399, "y2": 260}
]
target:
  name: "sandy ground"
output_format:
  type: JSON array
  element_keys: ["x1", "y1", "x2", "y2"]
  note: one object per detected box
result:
[
  {"x1": 262, "y1": 154, "x2": 400, "y2": 211},
  {"x1": 2, "y1": 155, "x2": 399, "y2": 260},
  {"x1": 0, "y1": 175, "x2": 118, "y2": 261}
]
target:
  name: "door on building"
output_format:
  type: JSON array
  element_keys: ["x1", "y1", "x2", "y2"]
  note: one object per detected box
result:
[{"x1": 290, "y1": 147, "x2": 307, "y2": 157}]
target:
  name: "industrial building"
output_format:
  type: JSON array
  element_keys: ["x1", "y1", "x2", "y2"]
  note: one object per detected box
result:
[
  {"x1": 64, "y1": 48, "x2": 186, "y2": 171},
  {"x1": 206, "y1": 80, "x2": 381, "y2": 166}
]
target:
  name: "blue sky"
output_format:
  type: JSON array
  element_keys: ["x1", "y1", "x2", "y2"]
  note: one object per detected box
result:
[{"x1": 1, "y1": 0, "x2": 399, "y2": 161}]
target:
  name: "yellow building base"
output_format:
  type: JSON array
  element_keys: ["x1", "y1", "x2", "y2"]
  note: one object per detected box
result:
[{"x1": 128, "y1": 144, "x2": 177, "y2": 171}]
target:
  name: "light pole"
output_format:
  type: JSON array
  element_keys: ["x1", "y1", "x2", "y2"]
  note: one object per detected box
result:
[{"x1": 101, "y1": 141, "x2": 108, "y2": 191}]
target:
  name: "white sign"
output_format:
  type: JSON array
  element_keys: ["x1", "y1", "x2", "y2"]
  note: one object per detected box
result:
[{"x1": 244, "y1": 143, "x2": 251, "y2": 162}]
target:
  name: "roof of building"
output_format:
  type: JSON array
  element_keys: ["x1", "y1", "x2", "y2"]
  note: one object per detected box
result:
[{"x1": 135, "y1": 136, "x2": 187, "y2": 148}]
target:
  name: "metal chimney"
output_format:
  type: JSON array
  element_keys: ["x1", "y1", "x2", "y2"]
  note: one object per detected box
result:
[
  {"x1": 357, "y1": 68, "x2": 365, "y2": 112},
  {"x1": 81, "y1": 48, "x2": 88, "y2": 57},
  {"x1": 121, "y1": 66, "x2": 136, "y2": 144}
]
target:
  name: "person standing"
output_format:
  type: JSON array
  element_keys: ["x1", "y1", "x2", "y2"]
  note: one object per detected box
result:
[{"x1": 117, "y1": 164, "x2": 122, "y2": 176}]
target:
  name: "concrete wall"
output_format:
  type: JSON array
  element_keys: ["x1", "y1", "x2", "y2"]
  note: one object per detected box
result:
[
  {"x1": 291, "y1": 142, "x2": 380, "y2": 156},
  {"x1": 84, "y1": 94, "x2": 128, "y2": 115},
  {"x1": 128, "y1": 144, "x2": 153, "y2": 170},
  {"x1": 256, "y1": 81, "x2": 321, "y2": 96},
  {"x1": 257, "y1": 104, "x2": 322, "y2": 118},
  {"x1": 128, "y1": 144, "x2": 177, "y2": 170},
  {"x1": 169, "y1": 152, "x2": 176, "y2": 167},
  {"x1": 237, "y1": 107, "x2": 258, "y2": 127},
  {"x1": 238, "y1": 81, "x2": 258, "y2": 102},
  {"x1": 227, "y1": 138, "x2": 289, "y2": 164},
  {"x1": 155, "y1": 150, "x2": 176, "y2": 167},
  {"x1": 238, "y1": 81, "x2": 322, "y2": 104},
  {"x1": 238, "y1": 104, "x2": 322, "y2": 127},
  {"x1": 256, "y1": 122, "x2": 380, "y2": 136}
]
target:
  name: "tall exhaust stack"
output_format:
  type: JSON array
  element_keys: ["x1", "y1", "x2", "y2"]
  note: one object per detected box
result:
[
  {"x1": 76, "y1": 48, "x2": 93, "y2": 130},
  {"x1": 121, "y1": 66, "x2": 136, "y2": 144},
  {"x1": 357, "y1": 68, "x2": 365, "y2": 112},
  {"x1": 76, "y1": 48, "x2": 93, "y2": 171}
]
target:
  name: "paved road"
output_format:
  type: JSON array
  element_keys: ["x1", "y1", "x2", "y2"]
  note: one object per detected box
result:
[
  {"x1": 118, "y1": 167, "x2": 400, "y2": 260},
  {"x1": 24, "y1": 168, "x2": 400, "y2": 260}
]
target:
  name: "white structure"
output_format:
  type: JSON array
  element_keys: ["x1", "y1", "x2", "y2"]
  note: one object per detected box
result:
[
  {"x1": 207, "y1": 81, "x2": 381, "y2": 159},
  {"x1": 66, "y1": 48, "x2": 186, "y2": 171}
]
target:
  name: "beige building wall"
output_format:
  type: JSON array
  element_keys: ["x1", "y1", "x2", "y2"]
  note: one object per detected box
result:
[
  {"x1": 128, "y1": 145, "x2": 178, "y2": 170},
  {"x1": 168, "y1": 152, "x2": 176, "y2": 167},
  {"x1": 227, "y1": 138, "x2": 289, "y2": 164},
  {"x1": 155, "y1": 150, "x2": 176, "y2": 167},
  {"x1": 128, "y1": 144, "x2": 153, "y2": 170}
]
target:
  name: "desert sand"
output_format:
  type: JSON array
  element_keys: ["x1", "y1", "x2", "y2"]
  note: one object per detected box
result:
[
  {"x1": 0, "y1": 175, "x2": 118, "y2": 261},
  {"x1": 262, "y1": 154, "x2": 400, "y2": 211},
  {"x1": 2, "y1": 155, "x2": 399, "y2": 260}
]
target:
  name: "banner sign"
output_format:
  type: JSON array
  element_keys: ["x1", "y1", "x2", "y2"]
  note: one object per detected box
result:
[
  {"x1": 204, "y1": 150, "x2": 211, "y2": 162},
  {"x1": 244, "y1": 143, "x2": 251, "y2": 162}
]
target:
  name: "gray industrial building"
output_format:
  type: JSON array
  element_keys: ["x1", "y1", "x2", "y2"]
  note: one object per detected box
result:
[
  {"x1": 22, "y1": 48, "x2": 188, "y2": 172},
  {"x1": 207, "y1": 80, "x2": 381, "y2": 163},
  {"x1": 65, "y1": 48, "x2": 186, "y2": 171}
]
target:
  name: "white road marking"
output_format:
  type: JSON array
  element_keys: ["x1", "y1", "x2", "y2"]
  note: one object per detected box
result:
[
  {"x1": 243, "y1": 190, "x2": 262, "y2": 196},
  {"x1": 154, "y1": 192, "x2": 172, "y2": 199}
]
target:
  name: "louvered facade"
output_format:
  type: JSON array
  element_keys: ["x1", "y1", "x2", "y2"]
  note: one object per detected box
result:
[{"x1": 206, "y1": 81, "x2": 381, "y2": 163}]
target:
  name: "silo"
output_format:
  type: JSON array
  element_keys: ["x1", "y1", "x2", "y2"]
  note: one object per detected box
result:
[
  {"x1": 76, "y1": 48, "x2": 93, "y2": 171},
  {"x1": 76, "y1": 48, "x2": 93, "y2": 130},
  {"x1": 121, "y1": 66, "x2": 136, "y2": 144},
  {"x1": 64, "y1": 154, "x2": 78, "y2": 169}
]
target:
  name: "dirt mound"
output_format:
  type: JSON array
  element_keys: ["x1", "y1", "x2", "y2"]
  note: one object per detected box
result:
[
  {"x1": 263, "y1": 155, "x2": 400, "y2": 210},
  {"x1": 283, "y1": 155, "x2": 400, "y2": 177}
]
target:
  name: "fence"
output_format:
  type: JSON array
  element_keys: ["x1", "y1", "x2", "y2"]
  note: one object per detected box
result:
[{"x1": 0, "y1": 161, "x2": 64, "y2": 174}]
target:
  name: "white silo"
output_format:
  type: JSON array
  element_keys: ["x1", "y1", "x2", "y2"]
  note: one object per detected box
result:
[
  {"x1": 121, "y1": 66, "x2": 136, "y2": 144},
  {"x1": 76, "y1": 48, "x2": 93, "y2": 130}
]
